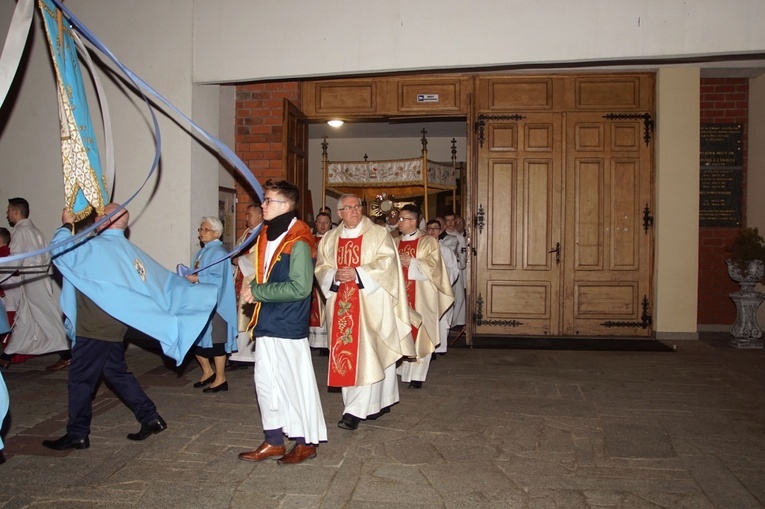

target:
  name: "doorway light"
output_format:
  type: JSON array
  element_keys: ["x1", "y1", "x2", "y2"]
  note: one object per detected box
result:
[{"x1": 327, "y1": 119, "x2": 344, "y2": 128}]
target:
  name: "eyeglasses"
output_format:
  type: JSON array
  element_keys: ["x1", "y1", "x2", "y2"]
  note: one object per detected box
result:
[
  {"x1": 338, "y1": 204, "x2": 362, "y2": 212},
  {"x1": 263, "y1": 198, "x2": 287, "y2": 206},
  {"x1": 399, "y1": 217, "x2": 416, "y2": 222},
  {"x1": 426, "y1": 226, "x2": 441, "y2": 231},
  {"x1": 197, "y1": 227, "x2": 214, "y2": 233}
]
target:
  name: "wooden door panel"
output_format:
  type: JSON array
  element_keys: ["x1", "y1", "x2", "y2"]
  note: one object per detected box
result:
[
  {"x1": 490, "y1": 282, "x2": 550, "y2": 316},
  {"x1": 610, "y1": 159, "x2": 640, "y2": 270},
  {"x1": 573, "y1": 159, "x2": 605, "y2": 270},
  {"x1": 476, "y1": 113, "x2": 561, "y2": 336},
  {"x1": 574, "y1": 76, "x2": 641, "y2": 109},
  {"x1": 524, "y1": 160, "x2": 555, "y2": 269},
  {"x1": 563, "y1": 112, "x2": 652, "y2": 336},
  {"x1": 574, "y1": 283, "x2": 638, "y2": 316},
  {"x1": 487, "y1": 160, "x2": 515, "y2": 268},
  {"x1": 488, "y1": 124, "x2": 518, "y2": 151}
]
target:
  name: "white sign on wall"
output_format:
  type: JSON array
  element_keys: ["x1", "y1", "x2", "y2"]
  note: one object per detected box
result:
[{"x1": 417, "y1": 94, "x2": 439, "y2": 103}]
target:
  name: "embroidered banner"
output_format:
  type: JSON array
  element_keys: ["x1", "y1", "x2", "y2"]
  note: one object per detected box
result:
[{"x1": 40, "y1": 0, "x2": 108, "y2": 220}]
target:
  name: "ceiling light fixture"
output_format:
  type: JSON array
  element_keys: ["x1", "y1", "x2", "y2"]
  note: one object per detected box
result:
[{"x1": 327, "y1": 119, "x2": 344, "y2": 127}]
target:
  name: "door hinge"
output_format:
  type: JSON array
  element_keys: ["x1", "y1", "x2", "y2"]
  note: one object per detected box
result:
[
  {"x1": 602, "y1": 112, "x2": 653, "y2": 146},
  {"x1": 474, "y1": 204, "x2": 485, "y2": 234},
  {"x1": 643, "y1": 203, "x2": 654, "y2": 234},
  {"x1": 601, "y1": 295, "x2": 652, "y2": 329},
  {"x1": 475, "y1": 113, "x2": 527, "y2": 148}
]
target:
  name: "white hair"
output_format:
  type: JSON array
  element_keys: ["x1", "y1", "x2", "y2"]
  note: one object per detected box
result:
[
  {"x1": 200, "y1": 216, "x2": 223, "y2": 236},
  {"x1": 337, "y1": 194, "x2": 362, "y2": 210}
]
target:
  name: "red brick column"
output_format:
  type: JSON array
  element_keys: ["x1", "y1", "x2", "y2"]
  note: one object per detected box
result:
[
  {"x1": 698, "y1": 78, "x2": 748, "y2": 325},
  {"x1": 233, "y1": 82, "x2": 300, "y2": 237}
]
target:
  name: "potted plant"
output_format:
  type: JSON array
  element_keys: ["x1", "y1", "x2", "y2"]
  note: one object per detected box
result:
[{"x1": 726, "y1": 227, "x2": 765, "y2": 293}]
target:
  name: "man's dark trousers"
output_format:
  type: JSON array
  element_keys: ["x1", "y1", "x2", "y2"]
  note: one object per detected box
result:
[{"x1": 67, "y1": 336, "x2": 159, "y2": 438}]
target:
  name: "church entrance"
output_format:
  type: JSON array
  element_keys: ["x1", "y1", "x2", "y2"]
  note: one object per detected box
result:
[{"x1": 286, "y1": 73, "x2": 655, "y2": 342}]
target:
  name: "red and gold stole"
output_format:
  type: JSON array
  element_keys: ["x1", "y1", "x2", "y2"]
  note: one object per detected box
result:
[
  {"x1": 309, "y1": 234, "x2": 324, "y2": 327},
  {"x1": 309, "y1": 284, "x2": 322, "y2": 327},
  {"x1": 398, "y1": 238, "x2": 419, "y2": 342},
  {"x1": 328, "y1": 236, "x2": 362, "y2": 387}
]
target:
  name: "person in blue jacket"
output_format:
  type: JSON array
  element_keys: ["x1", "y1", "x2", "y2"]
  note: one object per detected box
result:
[
  {"x1": 42, "y1": 204, "x2": 218, "y2": 451},
  {"x1": 185, "y1": 216, "x2": 237, "y2": 393}
]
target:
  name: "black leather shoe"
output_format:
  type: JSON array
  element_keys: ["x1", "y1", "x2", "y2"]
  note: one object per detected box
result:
[
  {"x1": 193, "y1": 374, "x2": 215, "y2": 388},
  {"x1": 366, "y1": 406, "x2": 391, "y2": 420},
  {"x1": 337, "y1": 413, "x2": 360, "y2": 430},
  {"x1": 127, "y1": 416, "x2": 167, "y2": 441},
  {"x1": 409, "y1": 380, "x2": 423, "y2": 389},
  {"x1": 203, "y1": 381, "x2": 228, "y2": 393},
  {"x1": 42, "y1": 434, "x2": 90, "y2": 450},
  {"x1": 0, "y1": 450, "x2": 5, "y2": 464}
]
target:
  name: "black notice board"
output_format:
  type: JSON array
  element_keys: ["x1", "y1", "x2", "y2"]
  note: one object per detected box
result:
[
  {"x1": 699, "y1": 123, "x2": 743, "y2": 227},
  {"x1": 700, "y1": 123, "x2": 743, "y2": 167},
  {"x1": 699, "y1": 167, "x2": 742, "y2": 227}
]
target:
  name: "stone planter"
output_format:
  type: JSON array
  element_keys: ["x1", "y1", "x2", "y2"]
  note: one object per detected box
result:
[{"x1": 726, "y1": 259, "x2": 764, "y2": 348}]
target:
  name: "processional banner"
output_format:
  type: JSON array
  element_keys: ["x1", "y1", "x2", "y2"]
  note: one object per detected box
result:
[{"x1": 39, "y1": 0, "x2": 109, "y2": 220}]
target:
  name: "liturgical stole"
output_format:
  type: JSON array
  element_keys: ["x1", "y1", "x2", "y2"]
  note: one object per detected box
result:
[
  {"x1": 308, "y1": 234, "x2": 324, "y2": 328},
  {"x1": 328, "y1": 237, "x2": 362, "y2": 387},
  {"x1": 398, "y1": 238, "x2": 419, "y2": 342}
]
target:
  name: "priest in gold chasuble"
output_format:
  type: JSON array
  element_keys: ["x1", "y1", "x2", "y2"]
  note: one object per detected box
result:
[
  {"x1": 394, "y1": 205, "x2": 454, "y2": 389},
  {"x1": 315, "y1": 195, "x2": 415, "y2": 431}
]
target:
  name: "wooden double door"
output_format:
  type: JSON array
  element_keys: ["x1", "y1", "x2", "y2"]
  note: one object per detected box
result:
[
  {"x1": 472, "y1": 76, "x2": 654, "y2": 337},
  {"x1": 292, "y1": 73, "x2": 655, "y2": 338}
]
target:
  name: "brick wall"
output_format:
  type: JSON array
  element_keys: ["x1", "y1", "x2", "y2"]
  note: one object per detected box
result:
[
  {"x1": 698, "y1": 78, "x2": 748, "y2": 325},
  {"x1": 233, "y1": 82, "x2": 300, "y2": 237}
]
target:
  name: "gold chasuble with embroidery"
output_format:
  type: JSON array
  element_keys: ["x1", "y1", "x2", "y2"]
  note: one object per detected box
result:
[
  {"x1": 316, "y1": 216, "x2": 415, "y2": 388},
  {"x1": 395, "y1": 232, "x2": 455, "y2": 360}
]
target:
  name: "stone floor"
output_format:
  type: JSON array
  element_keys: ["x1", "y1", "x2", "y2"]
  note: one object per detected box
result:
[{"x1": 1, "y1": 332, "x2": 764, "y2": 509}]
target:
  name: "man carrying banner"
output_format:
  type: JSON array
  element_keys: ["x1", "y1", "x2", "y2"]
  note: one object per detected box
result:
[{"x1": 41, "y1": 204, "x2": 218, "y2": 450}]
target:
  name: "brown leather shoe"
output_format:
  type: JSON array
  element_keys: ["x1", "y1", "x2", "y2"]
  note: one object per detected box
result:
[
  {"x1": 238, "y1": 441, "x2": 286, "y2": 462},
  {"x1": 277, "y1": 443, "x2": 317, "y2": 465},
  {"x1": 46, "y1": 358, "x2": 71, "y2": 372}
]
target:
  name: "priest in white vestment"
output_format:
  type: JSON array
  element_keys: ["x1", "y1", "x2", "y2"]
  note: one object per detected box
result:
[
  {"x1": 395, "y1": 205, "x2": 454, "y2": 388},
  {"x1": 229, "y1": 203, "x2": 262, "y2": 365},
  {"x1": 425, "y1": 219, "x2": 460, "y2": 355},
  {"x1": 315, "y1": 194, "x2": 415, "y2": 431},
  {"x1": 1, "y1": 198, "x2": 68, "y2": 362}
]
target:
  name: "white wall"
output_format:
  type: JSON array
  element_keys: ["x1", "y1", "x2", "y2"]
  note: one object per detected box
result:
[{"x1": 193, "y1": 0, "x2": 765, "y2": 83}]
